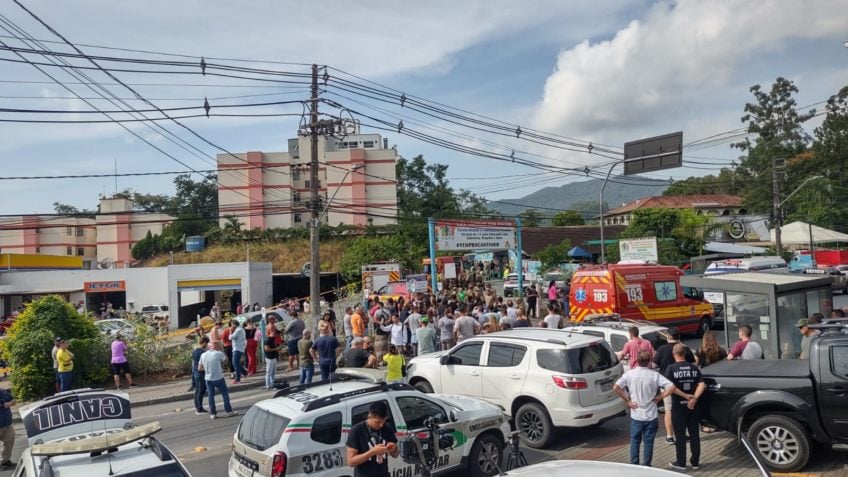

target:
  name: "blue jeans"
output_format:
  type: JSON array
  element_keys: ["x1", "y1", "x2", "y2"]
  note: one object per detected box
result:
[
  {"x1": 58, "y1": 371, "x2": 73, "y2": 392},
  {"x1": 206, "y1": 378, "x2": 232, "y2": 416},
  {"x1": 319, "y1": 362, "x2": 333, "y2": 381},
  {"x1": 300, "y1": 364, "x2": 314, "y2": 384},
  {"x1": 232, "y1": 350, "x2": 246, "y2": 381},
  {"x1": 630, "y1": 418, "x2": 659, "y2": 466},
  {"x1": 345, "y1": 335, "x2": 353, "y2": 350},
  {"x1": 193, "y1": 371, "x2": 207, "y2": 411},
  {"x1": 265, "y1": 358, "x2": 277, "y2": 389}
]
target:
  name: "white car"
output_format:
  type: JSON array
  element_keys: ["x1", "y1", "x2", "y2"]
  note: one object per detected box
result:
[
  {"x1": 562, "y1": 318, "x2": 669, "y2": 366},
  {"x1": 406, "y1": 329, "x2": 626, "y2": 448},
  {"x1": 96, "y1": 318, "x2": 137, "y2": 339},
  {"x1": 229, "y1": 368, "x2": 510, "y2": 477},
  {"x1": 16, "y1": 389, "x2": 191, "y2": 477}
]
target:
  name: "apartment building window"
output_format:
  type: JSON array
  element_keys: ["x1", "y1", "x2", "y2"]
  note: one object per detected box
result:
[
  {"x1": 293, "y1": 191, "x2": 302, "y2": 204},
  {"x1": 304, "y1": 180, "x2": 310, "y2": 188},
  {"x1": 66, "y1": 226, "x2": 73, "y2": 236},
  {"x1": 294, "y1": 213, "x2": 302, "y2": 223},
  {"x1": 76, "y1": 227, "x2": 84, "y2": 237},
  {"x1": 363, "y1": 140, "x2": 375, "y2": 148},
  {"x1": 66, "y1": 246, "x2": 73, "y2": 255},
  {"x1": 76, "y1": 247, "x2": 85, "y2": 256},
  {"x1": 292, "y1": 169, "x2": 300, "y2": 180}
]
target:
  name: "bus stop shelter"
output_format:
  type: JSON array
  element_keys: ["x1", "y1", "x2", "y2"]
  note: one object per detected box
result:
[{"x1": 681, "y1": 272, "x2": 832, "y2": 359}]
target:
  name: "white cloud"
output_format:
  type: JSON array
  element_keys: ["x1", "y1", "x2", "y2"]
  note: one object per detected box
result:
[{"x1": 531, "y1": 0, "x2": 848, "y2": 145}]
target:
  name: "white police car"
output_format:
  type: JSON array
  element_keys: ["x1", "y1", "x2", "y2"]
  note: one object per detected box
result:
[
  {"x1": 15, "y1": 389, "x2": 191, "y2": 477},
  {"x1": 229, "y1": 368, "x2": 511, "y2": 477}
]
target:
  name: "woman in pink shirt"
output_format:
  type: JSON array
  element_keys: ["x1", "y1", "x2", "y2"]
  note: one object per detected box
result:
[{"x1": 111, "y1": 333, "x2": 138, "y2": 389}]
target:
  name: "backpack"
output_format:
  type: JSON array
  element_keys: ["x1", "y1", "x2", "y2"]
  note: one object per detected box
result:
[{"x1": 741, "y1": 341, "x2": 764, "y2": 360}]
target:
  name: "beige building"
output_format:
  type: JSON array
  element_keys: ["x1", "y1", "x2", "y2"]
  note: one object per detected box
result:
[
  {"x1": 217, "y1": 128, "x2": 398, "y2": 229},
  {"x1": 603, "y1": 194, "x2": 745, "y2": 227},
  {"x1": 0, "y1": 197, "x2": 173, "y2": 268}
]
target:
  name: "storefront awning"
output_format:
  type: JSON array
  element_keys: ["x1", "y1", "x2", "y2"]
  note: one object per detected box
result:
[{"x1": 176, "y1": 278, "x2": 241, "y2": 292}]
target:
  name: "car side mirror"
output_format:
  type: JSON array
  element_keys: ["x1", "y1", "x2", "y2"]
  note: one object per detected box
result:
[
  {"x1": 449, "y1": 410, "x2": 458, "y2": 422},
  {"x1": 440, "y1": 355, "x2": 450, "y2": 365}
]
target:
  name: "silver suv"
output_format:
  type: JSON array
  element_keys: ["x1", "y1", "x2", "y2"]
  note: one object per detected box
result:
[{"x1": 406, "y1": 329, "x2": 626, "y2": 448}]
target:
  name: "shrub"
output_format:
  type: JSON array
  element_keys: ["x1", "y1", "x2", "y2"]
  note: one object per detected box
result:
[
  {"x1": 126, "y1": 322, "x2": 192, "y2": 380},
  {"x1": 1, "y1": 295, "x2": 104, "y2": 400}
]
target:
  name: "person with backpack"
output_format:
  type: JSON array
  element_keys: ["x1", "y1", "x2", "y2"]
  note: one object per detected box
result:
[
  {"x1": 727, "y1": 325, "x2": 764, "y2": 360},
  {"x1": 617, "y1": 326, "x2": 656, "y2": 369}
]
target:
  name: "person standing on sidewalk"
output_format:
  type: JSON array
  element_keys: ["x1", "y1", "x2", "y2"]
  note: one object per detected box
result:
[
  {"x1": 264, "y1": 327, "x2": 280, "y2": 390},
  {"x1": 298, "y1": 330, "x2": 314, "y2": 384},
  {"x1": 613, "y1": 350, "x2": 677, "y2": 467},
  {"x1": 311, "y1": 322, "x2": 340, "y2": 381},
  {"x1": 52, "y1": 337, "x2": 61, "y2": 393},
  {"x1": 192, "y1": 337, "x2": 210, "y2": 414},
  {"x1": 653, "y1": 327, "x2": 694, "y2": 445},
  {"x1": 56, "y1": 339, "x2": 74, "y2": 392},
  {"x1": 285, "y1": 312, "x2": 305, "y2": 372},
  {"x1": 230, "y1": 321, "x2": 247, "y2": 384},
  {"x1": 0, "y1": 387, "x2": 15, "y2": 470},
  {"x1": 343, "y1": 307, "x2": 354, "y2": 349},
  {"x1": 198, "y1": 340, "x2": 237, "y2": 420},
  {"x1": 665, "y1": 344, "x2": 705, "y2": 471},
  {"x1": 244, "y1": 322, "x2": 258, "y2": 377},
  {"x1": 415, "y1": 317, "x2": 436, "y2": 356},
  {"x1": 110, "y1": 333, "x2": 137, "y2": 390},
  {"x1": 453, "y1": 304, "x2": 479, "y2": 343}
]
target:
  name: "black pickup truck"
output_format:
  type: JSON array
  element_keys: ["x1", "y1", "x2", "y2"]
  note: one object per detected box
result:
[{"x1": 700, "y1": 332, "x2": 848, "y2": 472}]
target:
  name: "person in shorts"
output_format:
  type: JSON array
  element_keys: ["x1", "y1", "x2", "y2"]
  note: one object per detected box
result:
[{"x1": 111, "y1": 333, "x2": 137, "y2": 390}]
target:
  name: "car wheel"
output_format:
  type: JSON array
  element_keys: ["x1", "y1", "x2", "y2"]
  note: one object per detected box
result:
[
  {"x1": 747, "y1": 415, "x2": 810, "y2": 472},
  {"x1": 469, "y1": 433, "x2": 504, "y2": 477},
  {"x1": 515, "y1": 402, "x2": 552, "y2": 448},
  {"x1": 697, "y1": 316, "x2": 711, "y2": 337},
  {"x1": 412, "y1": 379, "x2": 433, "y2": 393}
]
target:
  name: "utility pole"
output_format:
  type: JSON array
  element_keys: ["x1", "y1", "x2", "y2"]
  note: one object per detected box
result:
[
  {"x1": 308, "y1": 63, "x2": 321, "y2": 334},
  {"x1": 772, "y1": 157, "x2": 782, "y2": 257}
]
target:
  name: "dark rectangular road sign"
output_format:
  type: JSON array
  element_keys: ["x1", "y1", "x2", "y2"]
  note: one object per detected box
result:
[{"x1": 623, "y1": 131, "x2": 682, "y2": 175}]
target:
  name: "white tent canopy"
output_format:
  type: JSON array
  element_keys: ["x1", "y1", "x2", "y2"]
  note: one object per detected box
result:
[
  {"x1": 770, "y1": 221, "x2": 848, "y2": 245},
  {"x1": 703, "y1": 241, "x2": 769, "y2": 255}
]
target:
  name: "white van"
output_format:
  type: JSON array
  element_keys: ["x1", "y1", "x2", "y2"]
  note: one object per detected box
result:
[{"x1": 704, "y1": 256, "x2": 787, "y2": 276}]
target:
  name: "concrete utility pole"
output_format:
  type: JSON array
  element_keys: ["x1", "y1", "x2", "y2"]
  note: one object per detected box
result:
[
  {"x1": 772, "y1": 157, "x2": 782, "y2": 256},
  {"x1": 308, "y1": 64, "x2": 321, "y2": 334}
]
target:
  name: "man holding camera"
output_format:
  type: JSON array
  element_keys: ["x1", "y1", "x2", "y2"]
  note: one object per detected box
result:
[{"x1": 346, "y1": 401, "x2": 399, "y2": 477}]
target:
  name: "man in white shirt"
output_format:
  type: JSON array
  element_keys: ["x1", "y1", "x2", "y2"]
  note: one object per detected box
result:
[
  {"x1": 198, "y1": 341, "x2": 238, "y2": 420},
  {"x1": 543, "y1": 303, "x2": 562, "y2": 330},
  {"x1": 230, "y1": 322, "x2": 247, "y2": 384},
  {"x1": 407, "y1": 307, "x2": 422, "y2": 354},
  {"x1": 613, "y1": 350, "x2": 685, "y2": 467},
  {"x1": 343, "y1": 307, "x2": 354, "y2": 349},
  {"x1": 453, "y1": 304, "x2": 480, "y2": 343}
]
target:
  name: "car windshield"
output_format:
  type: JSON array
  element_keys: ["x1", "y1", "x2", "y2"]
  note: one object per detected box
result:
[
  {"x1": 536, "y1": 341, "x2": 616, "y2": 374},
  {"x1": 238, "y1": 406, "x2": 290, "y2": 451},
  {"x1": 642, "y1": 331, "x2": 668, "y2": 351}
]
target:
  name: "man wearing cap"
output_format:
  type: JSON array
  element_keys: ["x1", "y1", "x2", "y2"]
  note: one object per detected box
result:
[{"x1": 797, "y1": 319, "x2": 818, "y2": 359}]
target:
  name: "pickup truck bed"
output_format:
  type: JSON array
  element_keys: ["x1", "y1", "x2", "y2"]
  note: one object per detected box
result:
[{"x1": 701, "y1": 359, "x2": 809, "y2": 378}]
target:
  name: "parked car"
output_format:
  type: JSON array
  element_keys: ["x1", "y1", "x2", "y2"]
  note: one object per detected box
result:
[
  {"x1": 700, "y1": 330, "x2": 848, "y2": 472},
  {"x1": 503, "y1": 274, "x2": 531, "y2": 297},
  {"x1": 372, "y1": 281, "x2": 410, "y2": 303},
  {"x1": 802, "y1": 266, "x2": 848, "y2": 294},
  {"x1": 406, "y1": 328, "x2": 626, "y2": 448},
  {"x1": 140, "y1": 304, "x2": 170, "y2": 330},
  {"x1": 17, "y1": 389, "x2": 191, "y2": 476},
  {"x1": 563, "y1": 315, "x2": 668, "y2": 366},
  {"x1": 96, "y1": 318, "x2": 136, "y2": 339},
  {"x1": 229, "y1": 368, "x2": 509, "y2": 477}
]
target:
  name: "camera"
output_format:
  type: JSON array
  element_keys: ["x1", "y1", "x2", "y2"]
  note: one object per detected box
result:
[{"x1": 398, "y1": 417, "x2": 455, "y2": 476}]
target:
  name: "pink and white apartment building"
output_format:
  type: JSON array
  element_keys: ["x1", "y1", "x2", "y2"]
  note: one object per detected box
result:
[
  {"x1": 217, "y1": 132, "x2": 398, "y2": 229},
  {"x1": 0, "y1": 197, "x2": 173, "y2": 268}
]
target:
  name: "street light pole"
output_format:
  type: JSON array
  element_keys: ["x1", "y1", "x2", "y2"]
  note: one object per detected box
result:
[
  {"x1": 776, "y1": 174, "x2": 824, "y2": 259},
  {"x1": 308, "y1": 64, "x2": 321, "y2": 334},
  {"x1": 599, "y1": 159, "x2": 624, "y2": 264}
]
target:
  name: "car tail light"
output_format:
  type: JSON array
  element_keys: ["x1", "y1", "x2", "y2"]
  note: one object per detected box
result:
[
  {"x1": 552, "y1": 375, "x2": 588, "y2": 389},
  {"x1": 271, "y1": 451, "x2": 287, "y2": 477}
]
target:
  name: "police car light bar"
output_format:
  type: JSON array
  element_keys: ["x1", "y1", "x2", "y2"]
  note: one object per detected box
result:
[{"x1": 30, "y1": 421, "x2": 162, "y2": 457}]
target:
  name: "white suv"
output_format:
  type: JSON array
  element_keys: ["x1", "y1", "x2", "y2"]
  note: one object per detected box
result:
[
  {"x1": 562, "y1": 320, "x2": 668, "y2": 366},
  {"x1": 229, "y1": 369, "x2": 510, "y2": 477},
  {"x1": 406, "y1": 329, "x2": 626, "y2": 448}
]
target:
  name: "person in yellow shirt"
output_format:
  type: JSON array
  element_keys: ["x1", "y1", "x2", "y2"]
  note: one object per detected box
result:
[
  {"x1": 56, "y1": 338, "x2": 74, "y2": 392},
  {"x1": 382, "y1": 345, "x2": 406, "y2": 383}
]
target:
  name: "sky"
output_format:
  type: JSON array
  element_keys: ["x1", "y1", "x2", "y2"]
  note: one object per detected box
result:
[{"x1": 1, "y1": 0, "x2": 847, "y2": 215}]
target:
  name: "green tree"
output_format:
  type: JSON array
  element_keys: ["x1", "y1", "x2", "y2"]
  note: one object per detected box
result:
[
  {"x1": 518, "y1": 209, "x2": 542, "y2": 227},
  {"x1": 535, "y1": 239, "x2": 572, "y2": 270},
  {"x1": 53, "y1": 202, "x2": 95, "y2": 217},
  {"x1": 663, "y1": 168, "x2": 743, "y2": 197},
  {"x1": 617, "y1": 208, "x2": 711, "y2": 265},
  {"x1": 1, "y1": 296, "x2": 105, "y2": 400},
  {"x1": 552, "y1": 210, "x2": 585, "y2": 226},
  {"x1": 733, "y1": 77, "x2": 816, "y2": 214}
]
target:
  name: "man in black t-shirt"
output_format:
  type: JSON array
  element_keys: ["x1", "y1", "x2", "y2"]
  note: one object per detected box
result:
[
  {"x1": 263, "y1": 332, "x2": 280, "y2": 390},
  {"x1": 652, "y1": 327, "x2": 694, "y2": 444},
  {"x1": 346, "y1": 401, "x2": 399, "y2": 477},
  {"x1": 664, "y1": 343, "x2": 705, "y2": 471},
  {"x1": 343, "y1": 338, "x2": 376, "y2": 368}
]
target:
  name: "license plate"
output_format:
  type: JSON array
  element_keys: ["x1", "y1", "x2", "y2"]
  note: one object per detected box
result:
[
  {"x1": 600, "y1": 379, "x2": 613, "y2": 392},
  {"x1": 235, "y1": 462, "x2": 254, "y2": 477}
]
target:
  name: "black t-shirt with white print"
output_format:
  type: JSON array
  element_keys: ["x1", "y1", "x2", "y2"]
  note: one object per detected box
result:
[{"x1": 345, "y1": 420, "x2": 397, "y2": 477}]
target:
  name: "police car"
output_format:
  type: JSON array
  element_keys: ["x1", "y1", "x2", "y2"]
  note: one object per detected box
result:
[
  {"x1": 229, "y1": 368, "x2": 511, "y2": 477},
  {"x1": 15, "y1": 389, "x2": 191, "y2": 477}
]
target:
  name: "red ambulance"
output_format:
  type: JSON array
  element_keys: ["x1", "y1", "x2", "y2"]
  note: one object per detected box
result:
[{"x1": 568, "y1": 263, "x2": 714, "y2": 336}]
